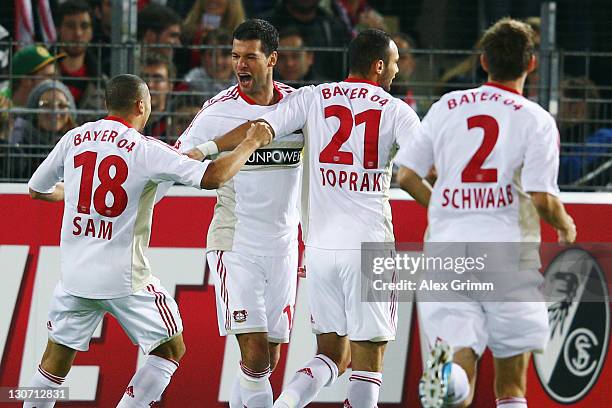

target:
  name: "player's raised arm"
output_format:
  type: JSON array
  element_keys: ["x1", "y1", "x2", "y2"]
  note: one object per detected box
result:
[
  {"x1": 184, "y1": 120, "x2": 266, "y2": 161},
  {"x1": 200, "y1": 122, "x2": 272, "y2": 188},
  {"x1": 185, "y1": 87, "x2": 312, "y2": 161}
]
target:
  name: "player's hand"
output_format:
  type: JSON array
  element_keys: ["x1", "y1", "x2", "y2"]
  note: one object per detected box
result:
[
  {"x1": 184, "y1": 148, "x2": 205, "y2": 161},
  {"x1": 245, "y1": 122, "x2": 273, "y2": 148},
  {"x1": 557, "y1": 216, "x2": 576, "y2": 244}
]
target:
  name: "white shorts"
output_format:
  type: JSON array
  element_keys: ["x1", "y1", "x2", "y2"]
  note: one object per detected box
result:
[
  {"x1": 207, "y1": 248, "x2": 298, "y2": 343},
  {"x1": 305, "y1": 247, "x2": 397, "y2": 342},
  {"x1": 418, "y1": 270, "x2": 549, "y2": 358},
  {"x1": 48, "y1": 278, "x2": 183, "y2": 354}
]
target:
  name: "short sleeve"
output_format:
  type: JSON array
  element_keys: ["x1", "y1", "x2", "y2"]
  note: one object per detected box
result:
[
  {"x1": 393, "y1": 100, "x2": 421, "y2": 149},
  {"x1": 522, "y1": 114, "x2": 560, "y2": 196},
  {"x1": 394, "y1": 102, "x2": 436, "y2": 178},
  {"x1": 28, "y1": 133, "x2": 69, "y2": 193},
  {"x1": 145, "y1": 138, "x2": 210, "y2": 188},
  {"x1": 173, "y1": 101, "x2": 218, "y2": 153},
  {"x1": 261, "y1": 86, "x2": 314, "y2": 138}
]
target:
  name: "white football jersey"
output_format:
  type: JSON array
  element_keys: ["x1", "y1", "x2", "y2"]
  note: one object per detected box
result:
[
  {"x1": 261, "y1": 78, "x2": 421, "y2": 249},
  {"x1": 395, "y1": 83, "x2": 560, "y2": 242},
  {"x1": 175, "y1": 83, "x2": 303, "y2": 256},
  {"x1": 28, "y1": 117, "x2": 209, "y2": 298}
]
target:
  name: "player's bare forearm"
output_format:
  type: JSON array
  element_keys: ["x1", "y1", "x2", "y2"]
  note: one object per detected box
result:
[
  {"x1": 530, "y1": 191, "x2": 577, "y2": 243},
  {"x1": 29, "y1": 182, "x2": 64, "y2": 202},
  {"x1": 185, "y1": 120, "x2": 274, "y2": 161},
  {"x1": 201, "y1": 123, "x2": 272, "y2": 189},
  {"x1": 215, "y1": 120, "x2": 274, "y2": 152},
  {"x1": 397, "y1": 166, "x2": 431, "y2": 207}
]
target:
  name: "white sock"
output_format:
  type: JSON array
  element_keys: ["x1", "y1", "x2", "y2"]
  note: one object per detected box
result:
[
  {"x1": 23, "y1": 365, "x2": 64, "y2": 408},
  {"x1": 116, "y1": 355, "x2": 178, "y2": 408},
  {"x1": 445, "y1": 363, "x2": 470, "y2": 406},
  {"x1": 496, "y1": 397, "x2": 527, "y2": 407},
  {"x1": 273, "y1": 354, "x2": 339, "y2": 408},
  {"x1": 239, "y1": 361, "x2": 272, "y2": 408},
  {"x1": 229, "y1": 374, "x2": 243, "y2": 408},
  {"x1": 345, "y1": 371, "x2": 382, "y2": 408}
]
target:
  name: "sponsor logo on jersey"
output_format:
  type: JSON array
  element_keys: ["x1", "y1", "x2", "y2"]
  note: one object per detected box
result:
[
  {"x1": 534, "y1": 248, "x2": 609, "y2": 403},
  {"x1": 47, "y1": 320, "x2": 52, "y2": 330},
  {"x1": 233, "y1": 310, "x2": 248, "y2": 323},
  {"x1": 125, "y1": 385, "x2": 134, "y2": 398},
  {"x1": 245, "y1": 148, "x2": 302, "y2": 166}
]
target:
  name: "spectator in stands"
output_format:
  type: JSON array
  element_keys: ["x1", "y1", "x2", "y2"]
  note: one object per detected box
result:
[
  {"x1": 558, "y1": 77, "x2": 611, "y2": 186},
  {"x1": 523, "y1": 16, "x2": 540, "y2": 100},
  {"x1": 9, "y1": 80, "x2": 76, "y2": 178},
  {"x1": 258, "y1": 0, "x2": 350, "y2": 80},
  {"x1": 390, "y1": 32, "x2": 418, "y2": 110},
  {"x1": 138, "y1": 4, "x2": 182, "y2": 61},
  {"x1": 56, "y1": 0, "x2": 106, "y2": 113},
  {"x1": 91, "y1": 0, "x2": 112, "y2": 75},
  {"x1": 167, "y1": 94, "x2": 202, "y2": 145},
  {"x1": 142, "y1": 53, "x2": 174, "y2": 141},
  {"x1": 0, "y1": 24, "x2": 10, "y2": 145},
  {"x1": 182, "y1": 0, "x2": 245, "y2": 75},
  {"x1": 331, "y1": 0, "x2": 387, "y2": 38},
  {"x1": 184, "y1": 0, "x2": 245, "y2": 41},
  {"x1": 276, "y1": 26, "x2": 324, "y2": 87},
  {"x1": 2, "y1": 45, "x2": 63, "y2": 107},
  {"x1": 183, "y1": 29, "x2": 235, "y2": 97}
]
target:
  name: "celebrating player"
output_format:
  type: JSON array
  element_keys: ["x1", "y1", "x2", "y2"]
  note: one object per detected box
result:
[
  {"x1": 163, "y1": 19, "x2": 302, "y2": 408},
  {"x1": 395, "y1": 18, "x2": 576, "y2": 408},
  {"x1": 188, "y1": 29, "x2": 421, "y2": 408},
  {"x1": 25, "y1": 74, "x2": 271, "y2": 408}
]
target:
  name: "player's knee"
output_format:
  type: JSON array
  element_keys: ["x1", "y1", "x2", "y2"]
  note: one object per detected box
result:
[
  {"x1": 334, "y1": 352, "x2": 351, "y2": 376},
  {"x1": 495, "y1": 380, "x2": 526, "y2": 400},
  {"x1": 173, "y1": 339, "x2": 187, "y2": 361},
  {"x1": 238, "y1": 333, "x2": 271, "y2": 372},
  {"x1": 268, "y1": 343, "x2": 281, "y2": 372},
  {"x1": 152, "y1": 336, "x2": 186, "y2": 362},
  {"x1": 317, "y1": 345, "x2": 350, "y2": 375}
]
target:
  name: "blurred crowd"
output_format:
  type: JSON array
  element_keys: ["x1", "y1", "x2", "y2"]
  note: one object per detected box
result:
[{"x1": 0, "y1": 0, "x2": 610, "y2": 189}]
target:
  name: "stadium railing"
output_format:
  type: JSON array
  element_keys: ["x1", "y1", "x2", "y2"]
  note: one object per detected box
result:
[{"x1": 0, "y1": 41, "x2": 609, "y2": 191}]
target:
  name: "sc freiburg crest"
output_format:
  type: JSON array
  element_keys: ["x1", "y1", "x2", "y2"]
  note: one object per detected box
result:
[{"x1": 534, "y1": 248, "x2": 610, "y2": 403}]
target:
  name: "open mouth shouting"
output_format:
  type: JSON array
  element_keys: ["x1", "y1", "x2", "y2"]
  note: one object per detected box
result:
[{"x1": 237, "y1": 72, "x2": 254, "y2": 89}]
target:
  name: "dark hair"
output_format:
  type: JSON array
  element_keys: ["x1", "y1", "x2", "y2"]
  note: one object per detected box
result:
[
  {"x1": 56, "y1": 0, "x2": 92, "y2": 26},
  {"x1": 142, "y1": 52, "x2": 176, "y2": 80},
  {"x1": 105, "y1": 74, "x2": 147, "y2": 113},
  {"x1": 480, "y1": 18, "x2": 535, "y2": 81},
  {"x1": 233, "y1": 19, "x2": 279, "y2": 56},
  {"x1": 348, "y1": 29, "x2": 392, "y2": 77},
  {"x1": 279, "y1": 26, "x2": 305, "y2": 42},
  {"x1": 137, "y1": 4, "x2": 181, "y2": 40}
]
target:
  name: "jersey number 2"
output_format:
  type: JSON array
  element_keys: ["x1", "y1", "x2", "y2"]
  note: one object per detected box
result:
[
  {"x1": 319, "y1": 105, "x2": 382, "y2": 169},
  {"x1": 461, "y1": 115, "x2": 499, "y2": 183},
  {"x1": 74, "y1": 151, "x2": 129, "y2": 217}
]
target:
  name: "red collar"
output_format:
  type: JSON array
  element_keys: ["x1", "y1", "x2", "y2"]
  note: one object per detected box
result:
[
  {"x1": 237, "y1": 82, "x2": 284, "y2": 106},
  {"x1": 104, "y1": 116, "x2": 134, "y2": 128},
  {"x1": 344, "y1": 77, "x2": 380, "y2": 87},
  {"x1": 484, "y1": 82, "x2": 521, "y2": 95}
]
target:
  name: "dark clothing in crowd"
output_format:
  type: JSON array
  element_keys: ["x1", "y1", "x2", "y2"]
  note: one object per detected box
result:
[{"x1": 258, "y1": 4, "x2": 350, "y2": 80}]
